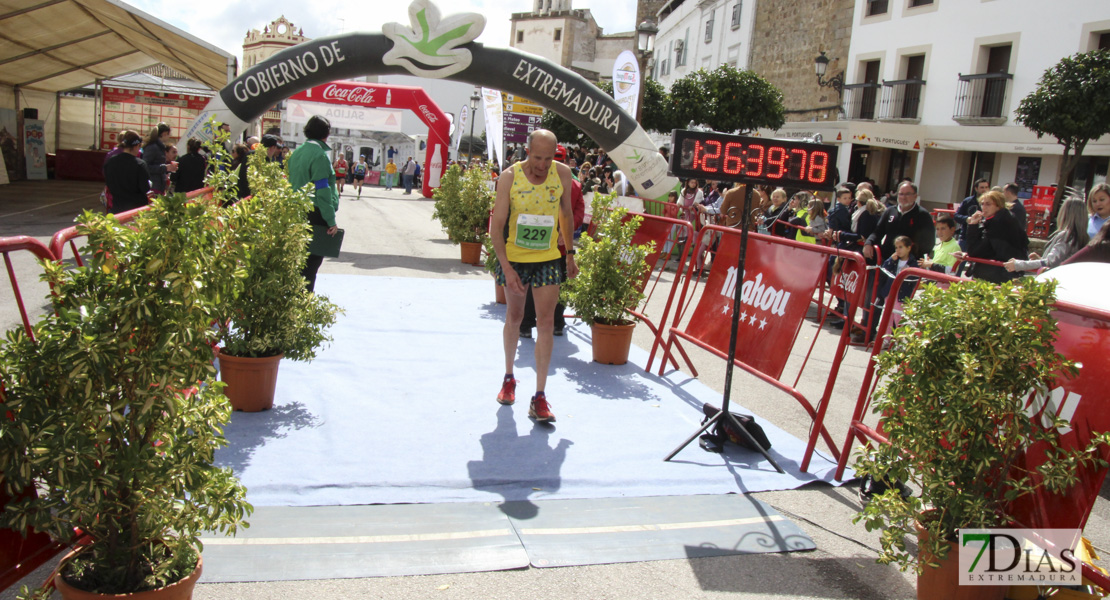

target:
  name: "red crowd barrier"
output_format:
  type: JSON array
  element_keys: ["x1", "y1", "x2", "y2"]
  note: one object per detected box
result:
[
  {"x1": 834, "y1": 266, "x2": 1110, "y2": 592},
  {"x1": 1, "y1": 237, "x2": 55, "y2": 340},
  {"x1": 658, "y1": 226, "x2": 870, "y2": 471}
]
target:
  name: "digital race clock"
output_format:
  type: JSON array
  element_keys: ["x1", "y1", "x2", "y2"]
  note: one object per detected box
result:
[{"x1": 668, "y1": 130, "x2": 839, "y2": 191}]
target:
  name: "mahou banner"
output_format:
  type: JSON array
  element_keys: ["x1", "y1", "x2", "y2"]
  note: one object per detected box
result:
[{"x1": 684, "y1": 232, "x2": 826, "y2": 380}]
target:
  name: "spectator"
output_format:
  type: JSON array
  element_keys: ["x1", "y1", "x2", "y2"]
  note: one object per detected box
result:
[
  {"x1": 102, "y1": 130, "x2": 150, "y2": 214},
  {"x1": 801, "y1": 197, "x2": 828, "y2": 242},
  {"x1": 141, "y1": 122, "x2": 177, "y2": 196},
  {"x1": 961, "y1": 189, "x2": 1028, "y2": 284},
  {"x1": 402, "y1": 156, "x2": 417, "y2": 194},
  {"x1": 825, "y1": 186, "x2": 855, "y2": 329},
  {"x1": 703, "y1": 181, "x2": 721, "y2": 207},
  {"x1": 230, "y1": 143, "x2": 251, "y2": 201},
  {"x1": 1064, "y1": 219, "x2": 1110, "y2": 265},
  {"x1": 174, "y1": 138, "x2": 207, "y2": 195},
  {"x1": 921, "y1": 216, "x2": 961, "y2": 274},
  {"x1": 261, "y1": 134, "x2": 284, "y2": 166},
  {"x1": 1002, "y1": 183, "x2": 1027, "y2": 232},
  {"x1": 871, "y1": 236, "x2": 921, "y2": 338},
  {"x1": 763, "y1": 188, "x2": 793, "y2": 238},
  {"x1": 1087, "y1": 182, "x2": 1110, "y2": 239},
  {"x1": 287, "y1": 115, "x2": 340, "y2": 293},
  {"x1": 164, "y1": 145, "x2": 179, "y2": 194},
  {"x1": 1006, "y1": 196, "x2": 1089, "y2": 273},
  {"x1": 384, "y1": 158, "x2": 397, "y2": 191},
  {"x1": 790, "y1": 192, "x2": 813, "y2": 243},
  {"x1": 680, "y1": 178, "x2": 704, "y2": 228},
  {"x1": 955, "y1": 178, "x2": 990, "y2": 250}
]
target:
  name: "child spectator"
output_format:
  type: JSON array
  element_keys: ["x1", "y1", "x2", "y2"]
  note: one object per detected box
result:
[
  {"x1": 871, "y1": 235, "x2": 920, "y2": 339},
  {"x1": 921, "y1": 216, "x2": 961, "y2": 274},
  {"x1": 801, "y1": 197, "x2": 828, "y2": 241}
]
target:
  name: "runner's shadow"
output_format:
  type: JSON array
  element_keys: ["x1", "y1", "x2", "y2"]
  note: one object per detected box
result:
[{"x1": 466, "y1": 404, "x2": 573, "y2": 521}]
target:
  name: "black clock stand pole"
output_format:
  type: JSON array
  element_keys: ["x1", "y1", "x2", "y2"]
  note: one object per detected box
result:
[{"x1": 663, "y1": 184, "x2": 785, "y2": 474}]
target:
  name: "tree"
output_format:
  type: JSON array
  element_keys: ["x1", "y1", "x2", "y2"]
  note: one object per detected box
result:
[
  {"x1": 668, "y1": 65, "x2": 785, "y2": 134},
  {"x1": 1016, "y1": 49, "x2": 1110, "y2": 222}
]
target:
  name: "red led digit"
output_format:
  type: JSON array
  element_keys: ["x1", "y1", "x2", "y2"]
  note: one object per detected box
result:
[
  {"x1": 808, "y1": 151, "x2": 829, "y2": 183},
  {"x1": 702, "y1": 140, "x2": 722, "y2": 172},
  {"x1": 744, "y1": 144, "x2": 764, "y2": 177},
  {"x1": 790, "y1": 149, "x2": 808, "y2": 180},
  {"x1": 767, "y1": 146, "x2": 787, "y2": 179},
  {"x1": 691, "y1": 140, "x2": 702, "y2": 170},
  {"x1": 723, "y1": 142, "x2": 743, "y2": 174}
]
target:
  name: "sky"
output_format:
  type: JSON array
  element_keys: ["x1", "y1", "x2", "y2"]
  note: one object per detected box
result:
[{"x1": 130, "y1": 0, "x2": 639, "y2": 62}]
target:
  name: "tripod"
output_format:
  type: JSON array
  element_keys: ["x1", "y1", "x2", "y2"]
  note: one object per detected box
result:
[{"x1": 663, "y1": 184, "x2": 785, "y2": 474}]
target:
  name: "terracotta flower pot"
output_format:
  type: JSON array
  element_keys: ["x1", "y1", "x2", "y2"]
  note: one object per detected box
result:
[
  {"x1": 55, "y1": 554, "x2": 202, "y2": 600},
  {"x1": 217, "y1": 350, "x2": 284, "y2": 412},
  {"x1": 460, "y1": 241, "x2": 482, "y2": 265},
  {"x1": 915, "y1": 521, "x2": 1007, "y2": 600},
  {"x1": 591, "y1": 321, "x2": 636, "y2": 365},
  {"x1": 494, "y1": 282, "x2": 506, "y2": 304}
]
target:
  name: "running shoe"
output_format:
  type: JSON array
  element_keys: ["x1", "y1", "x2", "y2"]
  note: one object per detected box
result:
[
  {"x1": 497, "y1": 375, "x2": 516, "y2": 405},
  {"x1": 529, "y1": 393, "x2": 555, "y2": 422}
]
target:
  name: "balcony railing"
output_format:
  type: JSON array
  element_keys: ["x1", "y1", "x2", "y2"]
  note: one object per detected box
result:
[
  {"x1": 878, "y1": 79, "x2": 926, "y2": 122},
  {"x1": 953, "y1": 72, "x2": 1013, "y2": 125},
  {"x1": 842, "y1": 82, "x2": 882, "y2": 120}
]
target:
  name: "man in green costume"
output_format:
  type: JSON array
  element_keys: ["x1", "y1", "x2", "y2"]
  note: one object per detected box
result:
[{"x1": 288, "y1": 115, "x2": 340, "y2": 293}]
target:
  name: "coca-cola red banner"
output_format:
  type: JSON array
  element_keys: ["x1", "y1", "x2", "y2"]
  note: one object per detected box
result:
[
  {"x1": 684, "y1": 231, "x2": 827, "y2": 380},
  {"x1": 1009, "y1": 306, "x2": 1110, "y2": 531}
]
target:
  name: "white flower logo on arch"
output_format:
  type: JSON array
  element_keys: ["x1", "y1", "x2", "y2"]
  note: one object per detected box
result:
[{"x1": 383, "y1": 0, "x2": 486, "y2": 79}]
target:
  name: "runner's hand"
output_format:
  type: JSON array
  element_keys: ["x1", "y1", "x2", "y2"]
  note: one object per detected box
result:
[
  {"x1": 504, "y1": 266, "x2": 526, "y2": 295},
  {"x1": 327, "y1": 226, "x2": 338, "y2": 236},
  {"x1": 566, "y1": 255, "x2": 579, "y2": 279}
]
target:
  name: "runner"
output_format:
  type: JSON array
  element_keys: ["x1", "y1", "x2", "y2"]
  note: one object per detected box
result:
[
  {"x1": 352, "y1": 156, "x2": 368, "y2": 198},
  {"x1": 490, "y1": 129, "x2": 578, "y2": 422},
  {"x1": 333, "y1": 154, "x2": 348, "y2": 194}
]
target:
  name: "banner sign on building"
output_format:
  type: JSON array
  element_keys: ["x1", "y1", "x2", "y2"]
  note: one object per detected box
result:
[
  {"x1": 285, "y1": 99, "x2": 403, "y2": 132},
  {"x1": 23, "y1": 119, "x2": 46, "y2": 180},
  {"x1": 683, "y1": 233, "x2": 826, "y2": 379},
  {"x1": 100, "y1": 88, "x2": 211, "y2": 150},
  {"x1": 502, "y1": 93, "x2": 542, "y2": 145},
  {"x1": 611, "y1": 50, "x2": 641, "y2": 119}
]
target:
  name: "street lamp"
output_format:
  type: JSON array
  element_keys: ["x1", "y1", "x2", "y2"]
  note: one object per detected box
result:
[
  {"x1": 467, "y1": 89, "x2": 480, "y2": 162},
  {"x1": 635, "y1": 19, "x2": 658, "y2": 123},
  {"x1": 814, "y1": 51, "x2": 844, "y2": 103}
]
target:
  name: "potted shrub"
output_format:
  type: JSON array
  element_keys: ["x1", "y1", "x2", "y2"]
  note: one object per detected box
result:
[
  {"x1": 852, "y1": 278, "x2": 1109, "y2": 600},
  {"x1": 432, "y1": 162, "x2": 494, "y2": 265},
  {"x1": 563, "y1": 192, "x2": 654, "y2": 365},
  {"x1": 0, "y1": 195, "x2": 252, "y2": 599},
  {"x1": 212, "y1": 149, "x2": 341, "y2": 412}
]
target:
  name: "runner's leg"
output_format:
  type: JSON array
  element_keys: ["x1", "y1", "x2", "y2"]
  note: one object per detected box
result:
[
  {"x1": 504, "y1": 282, "x2": 527, "y2": 375},
  {"x1": 531, "y1": 283, "x2": 560, "y2": 393}
]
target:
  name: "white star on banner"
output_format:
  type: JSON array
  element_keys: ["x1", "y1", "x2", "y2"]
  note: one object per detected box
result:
[
  {"x1": 749, "y1": 314, "x2": 757, "y2": 325},
  {"x1": 723, "y1": 304, "x2": 731, "y2": 314},
  {"x1": 759, "y1": 318, "x2": 767, "y2": 330},
  {"x1": 740, "y1": 311, "x2": 747, "y2": 320}
]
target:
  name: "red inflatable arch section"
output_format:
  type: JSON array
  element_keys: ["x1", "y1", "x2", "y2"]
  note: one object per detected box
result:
[{"x1": 288, "y1": 81, "x2": 450, "y2": 198}]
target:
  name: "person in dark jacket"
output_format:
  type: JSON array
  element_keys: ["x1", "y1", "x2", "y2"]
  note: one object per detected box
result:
[
  {"x1": 762, "y1": 188, "x2": 793, "y2": 238},
  {"x1": 231, "y1": 144, "x2": 251, "y2": 200},
  {"x1": 824, "y1": 186, "x2": 855, "y2": 328},
  {"x1": 103, "y1": 131, "x2": 150, "y2": 214},
  {"x1": 863, "y1": 182, "x2": 935, "y2": 266},
  {"x1": 954, "y1": 178, "x2": 990, "y2": 251},
  {"x1": 141, "y1": 123, "x2": 177, "y2": 195},
  {"x1": 962, "y1": 190, "x2": 1028, "y2": 284},
  {"x1": 174, "y1": 138, "x2": 208, "y2": 194}
]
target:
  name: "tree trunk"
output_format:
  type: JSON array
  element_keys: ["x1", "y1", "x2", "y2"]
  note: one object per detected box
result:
[{"x1": 1050, "y1": 143, "x2": 1084, "y2": 231}]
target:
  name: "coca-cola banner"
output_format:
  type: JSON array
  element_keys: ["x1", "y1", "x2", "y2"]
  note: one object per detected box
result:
[
  {"x1": 179, "y1": 0, "x2": 678, "y2": 200},
  {"x1": 684, "y1": 231, "x2": 826, "y2": 380}
]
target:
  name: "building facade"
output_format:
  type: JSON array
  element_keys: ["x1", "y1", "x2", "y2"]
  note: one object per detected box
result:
[
  {"x1": 653, "y1": 0, "x2": 760, "y2": 88},
  {"x1": 758, "y1": 0, "x2": 1110, "y2": 207},
  {"x1": 510, "y1": 1, "x2": 635, "y2": 81}
]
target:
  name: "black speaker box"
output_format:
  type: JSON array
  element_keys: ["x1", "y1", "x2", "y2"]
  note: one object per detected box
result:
[{"x1": 22, "y1": 108, "x2": 38, "y2": 120}]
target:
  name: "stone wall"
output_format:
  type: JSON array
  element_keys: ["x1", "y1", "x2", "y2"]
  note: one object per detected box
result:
[
  {"x1": 748, "y1": 0, "x2": 854, "y2": 122},
  {"x1": 637, "y1": 0, "x2": 669, "y2": 28}
]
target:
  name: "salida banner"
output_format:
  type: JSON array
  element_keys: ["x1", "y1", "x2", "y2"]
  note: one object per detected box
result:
[
  {"x1": 179, "y1": 0, "x2": 677, "y2": 200},
  {"x1": 684, "y1": 231, "x2": 826, "y2": 380}
]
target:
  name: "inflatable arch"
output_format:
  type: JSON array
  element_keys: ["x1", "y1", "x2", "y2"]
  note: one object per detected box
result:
[{"x1": 180, "y1": 0, "x2": 678, "y2": 200}]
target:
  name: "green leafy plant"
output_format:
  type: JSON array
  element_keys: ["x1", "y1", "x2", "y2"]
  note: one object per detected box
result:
[
  {"x1": 215, "y1": 150, "x2": 341, "y2": 360},
  {"x1": 564, "y1": 192, "x2": 653, "y2": 326},
  {"x1": 668, "y1": 65, "x2": 785, "y2": 133},
  {"x1": 0, "y1": 194, "x2": 252, "y2": 598},
  {"x1": 432, "y1": 162, "x2": 495, "y2": 244},
  {"x1": 853, "y1": 278, "x2": 1109, "y2": 574}
]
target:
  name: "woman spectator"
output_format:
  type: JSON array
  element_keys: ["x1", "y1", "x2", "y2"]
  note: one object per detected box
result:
[
  {"x1": 163, "y1": 145, "x2": 179, "y2": 194},
  {"x1": 102, "y1": 131, "x2": 150, "y2": 214},
  {"x1": 141, "y1": 123, "x2": 177, "y2": 195},
  {"x1": 1005, "y1": 196, "x2": 1088, "y2": 273},
  {"x1": 231, "y1": 143, "x2": 251, "y2": 201},
  {"x1": 1087, "y1": 182, "x2": 1110, "y2": 239},
  {"x1": 836, "y1": 190, "x2": 884, "y2": 252},
  {"x1": 680, "y1": 178, "x2": 704, "y2": 229},
  {"x1": 1063, "y1": 220, "x2": 1110, "y2": 265},
  {"x1": 962, "y1": 189, "x2": 1029, "y2": 283},
  {"x1": 800, "y1": 197, "x2": 828, "y2": 242},
  {"x1": 174, "y1": 138, "x2": 207, "y2": 194}
]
